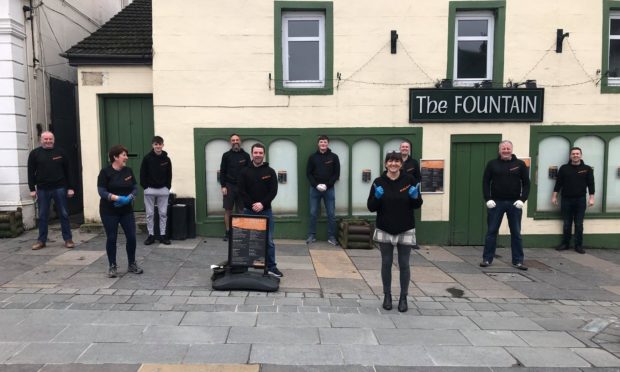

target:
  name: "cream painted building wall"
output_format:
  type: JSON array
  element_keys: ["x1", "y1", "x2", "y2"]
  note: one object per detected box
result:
[
  {"x1": 77, "y1": 0, "x2": 620, "y2": 242},
  {"x1": 77, "y1": 66, "x2": 153, "y2": 222}
]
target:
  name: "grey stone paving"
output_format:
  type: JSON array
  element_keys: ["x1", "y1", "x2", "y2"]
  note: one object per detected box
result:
[{"x1": 0, "y1": 225, "x2": 618, "y2": 369}]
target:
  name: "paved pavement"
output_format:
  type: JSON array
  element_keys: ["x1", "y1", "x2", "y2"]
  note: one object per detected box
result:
[{"x1": 0, "y1": 222, "x2": 619, "y2": 371}]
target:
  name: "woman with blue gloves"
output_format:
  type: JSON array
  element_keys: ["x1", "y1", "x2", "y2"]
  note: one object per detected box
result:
[
  {"x1": 367, "y1": 151, "x2": 423, "y2": 312},
  {"x1": 97, "y1": 144, "x2": 143, "y2": 278}
]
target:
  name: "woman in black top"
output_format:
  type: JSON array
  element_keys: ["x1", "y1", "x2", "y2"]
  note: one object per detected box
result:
[
  {"x1": 97, "y1": 145, "x2": 143, "y2": 278},
  {"x1": 367, "y1": 151, "x2": 423, "y2": 312}
]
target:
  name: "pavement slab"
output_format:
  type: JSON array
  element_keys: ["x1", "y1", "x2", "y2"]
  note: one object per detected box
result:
[
  {"x1": 506, "y1": 347, "x2": 590, "y2": 367},
  {"x1": 310, "y1": 250, "x2": 361, "y2": 279},
  {"x1": 139, "y1": 365, "x2": 258, "y2": 372},
  {"x1": 6, "y1": 343, "x2": 90, "y2": 364},
  {"x1": 250, "y1": 344, "x2": 344, "y2": 365},
  {"x1": 425, "y1": 346, "x2": 516, "y2": 367},
  {"x1": 183, "y1": 344, "x2": 251, "y2": 364}
]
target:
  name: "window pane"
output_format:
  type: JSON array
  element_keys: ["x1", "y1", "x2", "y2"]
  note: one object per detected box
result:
[
  {"x1": 537, "y1": 136, "x2": 570, "y2": 212},
  {"x1": 205, "y1": 140, "x2": 230, "y2": 216},
  {"x1": 611, "y1": 18, "x2": 620, "y2": 35},
  {"x1": 606, "y1": 136, "x2": 620, "y2": 212},
  {"x1": 457, "y1": 41, "x2": 487, "y2": 78},
  {"x1": 329, "y1": 140, "x2": 349, "y2": 215},
  {"x1": 288, "y1": 41, "x2": 320, "y2": 81},
  {"x1": 352, "y1": 140, "x2": 380, "y2": 216},
  {"x1": 458, "y1": 20, "x2": 488, "y2": 37},
  {"x1": 269, "y1": 140, "x2": 298, "y2": 216},
  {"x1": 609, "y1": 40, "x2": 620, "y2": 77},
  {"x1": 289, "y1": 20, "x2": 319, "y2": 37}
]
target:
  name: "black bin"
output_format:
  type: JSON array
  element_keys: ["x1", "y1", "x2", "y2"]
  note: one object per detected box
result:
[
  {"x1": 174, "y1": 197, "x2": 196, "y2": 239},
  {"x1": 171, "y1": 204, "x2": 188, "y2": 240}
]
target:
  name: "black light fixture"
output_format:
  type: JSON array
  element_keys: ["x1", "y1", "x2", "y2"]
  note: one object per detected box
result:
[
  {"x1": 525, "y1": 80, "x2": 537, "y2": 88},
  {"x1": 556, "y1": 29, "x2": 569, "y2": 53},
  {"x1": 480, "y1": 80, "x2": 493, "y2": 88},
  {"x1": 436, "y1": 79, "x2": 452, "y2": 88},
  {"x1": 391, "y1": 30, "x2": 398, "y2": 54}
]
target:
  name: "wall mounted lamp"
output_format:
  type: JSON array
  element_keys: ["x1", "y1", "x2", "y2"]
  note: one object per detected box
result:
[
  {"x1": 391, "y1": 30, "x2": 398, "y2": 54},
  {"x1": 556, "y1": 29, "x2": 569, "y2": 53}
]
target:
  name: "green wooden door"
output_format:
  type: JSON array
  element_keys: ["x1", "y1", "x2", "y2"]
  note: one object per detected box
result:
[
  {"x1": 100, "y1": 96, "x2": 154, "y2": 211},
  {"x1": 449, "y1": 135, "x2": 501, "y2": 245}
]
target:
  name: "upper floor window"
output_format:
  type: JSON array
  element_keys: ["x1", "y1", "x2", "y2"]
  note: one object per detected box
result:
[
  {"x1": 609, "y1": 11, "x2": 620, "y2": 86},
  {"x1": 282, "y1": 12, "x2": 325, "y2": 88},
  {"x1": 453, "y1": 11, "x2": 494, "y2": 86},
  {"x1": 446, "y1": 2, "x2": 505, "y2": 88},
  {"x1": 274, "y1": 2, "x2": 333, "y2": 96}
]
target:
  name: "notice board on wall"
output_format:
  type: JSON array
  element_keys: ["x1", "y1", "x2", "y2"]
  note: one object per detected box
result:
[{"x1": 420, "y1": 159, "x2": 444, "y2": 193}]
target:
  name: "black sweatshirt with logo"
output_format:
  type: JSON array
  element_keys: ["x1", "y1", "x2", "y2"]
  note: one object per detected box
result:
[
  {"x1": 238, "y1": 162, "x2": 278, "y2": 210},
  {"x1": 97, "y1": 165, "x2": 137, "y2": 216},
  {"x1": 140, "y1": 150, "x2": 172, "y2": 189},
  {"x1": 27, "y1": 147, "x2": 73, "y2": 191},
  {"x1": 482, "y1": 154, "x2": 530, "y2": 202},
  {"x1": 553, "y1": 160, "x2": 595, "y2": 198},
  {"x1": 220, "y1": 149, "x2": 251, "y2": 186},
  {"x1": 367, "y1": 172, "x2": 423, "y2": 235},
  {"x1": 306, "y1": 149, "x2": 340, "y2": 188},
  {"x1": 402, "y1": 156, "x2": 421, "y2": 185}
]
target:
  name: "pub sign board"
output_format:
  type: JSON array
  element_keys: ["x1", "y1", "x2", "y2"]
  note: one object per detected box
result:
[{"x1": 409, "y1": 88, "x2": 544, "y2": 123}]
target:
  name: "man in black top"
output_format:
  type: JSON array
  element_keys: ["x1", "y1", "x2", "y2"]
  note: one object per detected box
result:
[
  {"x1": 400, "y1": 140, "x2": 421, "y2": 249},
  {"x1": 306, "y1": 135, "x2": 340, "y2": 245},
  {"x1": 220, "y1": 134, "x2": 251, "y2": 241},
  {"x1": 551, "y1": 147, "x2": 595, "y2": 254},
  {"x1": 140, "y1": 136, "x2": 172, "y2": 245},
  {"x1": 481, "y1": 140, "x2": 530, "y2": 270},
  {"x1": 238, "y1": 143, "x2": 282, "y2": 277},
  {"x1": 27, "y1": 131, "x2": 75, "y2": 250}
]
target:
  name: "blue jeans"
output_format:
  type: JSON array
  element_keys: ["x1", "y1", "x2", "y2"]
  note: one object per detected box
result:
[
  {"x1": 101, "y1": 212, "x2": 137, "y2": 267},
  {"x1": 308, "y1": 187, "x2": 336, "y2": 238},
  {"x1": 561, "y1": 196, "x2": 586, "y2": 247},
  {"x1": 244, "y1": 208, "x2": 276, "y2": 270},
  {"x1": 483, "y1": 200, "x2": 524, "y2": 265},
  {"x1": 36, "y1": 187, "x2": 72, "y2": 243}
]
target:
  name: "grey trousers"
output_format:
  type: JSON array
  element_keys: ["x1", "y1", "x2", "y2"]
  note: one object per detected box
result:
[{"x1": 144, "y1": 187, "x2": 169, "y2": 236}]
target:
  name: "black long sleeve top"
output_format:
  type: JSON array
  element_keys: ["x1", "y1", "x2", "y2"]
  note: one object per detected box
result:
[
  {"x1": 367, "y1": 172, "x2": 423, "y2": 235},
  {"x1": 97, "y1": 165, "x2": 138, "y2": 216},
  {"x1": 306, "y1": 149, "x2": 340, "y2": 188},
  {"x1": 220, "y1": 149, "x2": 251, "y2": 186},
  {"x1": 140, "y1": 150, "x2": 172, "y2": 189},
  {"x1": 402, "y1": 157, "x2": 421, "y2": 185},
  {"x1": 238, "y1": 162, "x2": 278, "y2": 210},
  {"x1": 553, "y1": 160, "x2": 595, "y2": 197},
  {"x1": 27, "y1": 147, "x2": 74, "y2": 191},
  {"x1": 482, "y1": 155, "x2": 530, "y2": 202}
]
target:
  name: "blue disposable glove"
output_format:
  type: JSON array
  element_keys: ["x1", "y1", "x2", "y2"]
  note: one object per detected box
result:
[
  {"x1": 113, "y1": 195, "x2": 131, "y2": 207},
  {"x1": 408, "y1": 183, "x2": 420, "y2": 199},
  {"x1": 374, "y1": 183, "x2": 384, "y2": 199}
]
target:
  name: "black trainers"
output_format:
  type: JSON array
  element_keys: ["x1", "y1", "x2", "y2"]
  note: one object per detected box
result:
[
  {"x1": 327, "y1": 237, "x2": 339, "y2": 246},
  {"x1": 556, "y1": 244, "x2": 569, "y2": 251},
  {"x1": 128, "y1": 262, "x2": 144, "y2": 274},
  {"x1": 108, "y1": 265, "x2": 118, "y2": 278},
  {"x1": 144, "y1": 235, "x2": 156, "y2": 245},
  {"x1": 159, "y1": 236, "x2": 171, "y2": 245},
  {"x1": 479, "y1": 261, "x2": 491, "y2": 267},
  {"x1": 223, "y1": 231, "x2": 229, "y2": 242},
  {"x1": 268, "y1": 267, "x2": 283, "y2": 277},
  {"x1": 412, "y1": 244, "x2": 420, "y2": 250},
  {"x1": 513, "y1": 262, "x2": 528, "y2": 271},
  {"x1": 575, "y1": 246, "x2": 586, "y2": 254},
  {"x1": 305, "y1": 235, "x2": 316, "y2": 244}
]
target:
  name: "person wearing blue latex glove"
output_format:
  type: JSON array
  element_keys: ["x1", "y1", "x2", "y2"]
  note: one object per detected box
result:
[
  {"x1": 367, "y1": 151, "x2": 423, "y2": 313},
  {"x1": 97, "y1": 144, "x2": 143, "y2": 279},
  {"x1": 408, "y1": 183, "x2": 420, "y2": 199},
  {"x1": 113, "y1": 195, "x2": 131, "y2": 207},
  {"x1": 374, "y1": 183, "x2": 384, "y2": 199}
]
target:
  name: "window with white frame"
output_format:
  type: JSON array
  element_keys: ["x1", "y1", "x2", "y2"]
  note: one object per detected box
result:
[
  {"x1": 282, "y1": 11, "x2": 325, "y2": 88},
  {"x1": 453, "y1": 11, "x2": 494, "y2": 86},
  {"x1": 609, "y1": 11, "x2": 620, "y2": 85}
]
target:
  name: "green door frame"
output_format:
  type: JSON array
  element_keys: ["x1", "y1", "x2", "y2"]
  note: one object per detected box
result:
[
  {"x1": 98, "y1": 94, "x2": 154, "y2": 211},
  {"x1": 194, "y1": 127, "x2": 423, "y2": 238},
  {"x1": 449, "y1": 134, "x2": 502, "y2": 245}
]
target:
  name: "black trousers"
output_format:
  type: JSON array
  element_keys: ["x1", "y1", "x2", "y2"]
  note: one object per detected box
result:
[
  {"x1": 561, "y1": 196, "x2": 586, "y2": 247},
  {"x1": 378, "y1": 242, "x2": 411, "y2": 296}
]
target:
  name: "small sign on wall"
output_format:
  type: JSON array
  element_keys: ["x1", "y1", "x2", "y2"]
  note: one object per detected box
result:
[{"x1": 420, "y1": 159, "x2": 444, "y2": 193}]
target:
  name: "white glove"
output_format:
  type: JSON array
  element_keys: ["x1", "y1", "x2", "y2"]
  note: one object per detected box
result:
[
  {"x1": 486, "y1": 200, "x2": 496, "y2": 209},
  {"x1": 316, "y1": 184, "x2": 327, "y2": 192},
  {"x1": 513, "y1": 200, "x2": 524, "y2": 209}
]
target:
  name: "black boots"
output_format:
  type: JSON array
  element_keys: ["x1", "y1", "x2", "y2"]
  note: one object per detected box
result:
[
  {"x1": 398, "y1": 295, "x2": 408, "y2": 312},
  {"x1": 382, "y1": 294, "x2": 392, "y2": 310}
]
